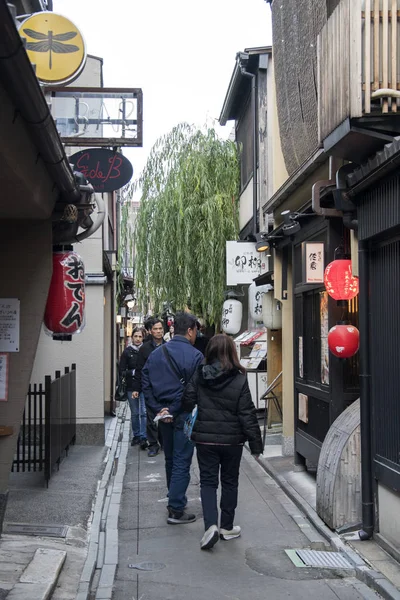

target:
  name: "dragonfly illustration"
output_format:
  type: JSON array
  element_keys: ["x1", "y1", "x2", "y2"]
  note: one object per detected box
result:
[{"x1": 23, "y1": 28, "x2": 79, "y2": 70}]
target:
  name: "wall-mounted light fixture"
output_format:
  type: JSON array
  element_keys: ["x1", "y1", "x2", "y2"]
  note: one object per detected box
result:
[
  {"x1": 256, "y1": 232, "x2": 270, "y2": 252},
  {"x1": 116, "y1": 314, "x2": 122, "y2": 324},
  {"x1": 281, "y1": 210, "x2": 313, "y2": 236}
]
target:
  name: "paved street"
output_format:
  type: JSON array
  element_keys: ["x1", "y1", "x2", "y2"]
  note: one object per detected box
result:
[{"x1": 114, "y1": 439, "x2": 377, "y2": 600}]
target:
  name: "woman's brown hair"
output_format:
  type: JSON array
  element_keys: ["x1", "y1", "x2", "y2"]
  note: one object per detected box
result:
[{"x1": 204, "y1": 334, "x2": 245, "y2": 374}]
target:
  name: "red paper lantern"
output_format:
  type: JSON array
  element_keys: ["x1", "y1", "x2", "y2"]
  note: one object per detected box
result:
[
  {"x1": 324, "y1": 259, "x2": 359, "y2": 301},
  {"x1": 44, "y1": 251, "x2": 86, "y2": 337},
  {"x1": 328, "y1": 324, "x2": 359, "y2": 358}
]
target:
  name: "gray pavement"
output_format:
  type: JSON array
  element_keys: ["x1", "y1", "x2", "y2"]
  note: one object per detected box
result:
[
  {"x1": 0, "y1": 407, "x2": 393, "y2": 599},
  {"x1": 0, "y1": 416, "x2": 116, "y2": 599},
  {"x1": 114, "y1": 440, "x2": 379, "y2": 600},
  {"x1": 258, "y1": 442, "x2": 400, "y2": 600}
]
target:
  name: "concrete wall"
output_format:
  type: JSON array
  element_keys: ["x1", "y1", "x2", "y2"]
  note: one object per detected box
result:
[
  {"x1": 378, "y1": 484, "x2": 400, "y2": 551},
  {"x1": 0, "y1": 220, "x2": 53, "y2": 529},
  {"x1": 31, "y1": 203, "x2": 105, "y2": 444},
  {"x1": 239, "y1": 177, "x2": 254, "y2": 232}
]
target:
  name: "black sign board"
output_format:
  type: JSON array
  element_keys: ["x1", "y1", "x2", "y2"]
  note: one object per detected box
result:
[{"x1": 69, "y1": 148, "x2": 133, "y2": 192}]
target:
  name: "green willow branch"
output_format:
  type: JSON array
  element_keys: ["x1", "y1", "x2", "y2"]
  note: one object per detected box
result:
[{"x1": 134, "y1": 123, "x2": 240, "y2": 324}]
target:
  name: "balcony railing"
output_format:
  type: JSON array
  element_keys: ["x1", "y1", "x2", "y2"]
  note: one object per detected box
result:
[{"x1": 318, "y1": 0, "x2": 400, "y2": 144}]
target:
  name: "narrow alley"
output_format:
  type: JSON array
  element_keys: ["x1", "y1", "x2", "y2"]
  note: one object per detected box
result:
[{"x1": 111, "y1": 410, "x2": 377, "y2": 600}]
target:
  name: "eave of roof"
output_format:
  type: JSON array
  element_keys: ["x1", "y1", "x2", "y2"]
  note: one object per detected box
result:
[{"x1": 219, "y1": 46, "x2": 272, "y2": 126}]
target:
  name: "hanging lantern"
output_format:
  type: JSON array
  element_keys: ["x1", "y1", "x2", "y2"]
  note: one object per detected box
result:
[
  {"x1": 328, "y1": 323, "x2": 359, "y2": 358},
  {"x1": 44, "y1": 250, "x2": 86, "y2": 339},
  {"x1": 262, "y1": 291, "x2": 282, "y2": 330},
  {"x1": 324, "y1": 259, "x2": 359, "y2": 301},
  {"x1": 221, "y1": 299, "x2": 242, "y2": 335},
  {"x1": 249, "y1": 282, "x2": 271, "y2": 321}
]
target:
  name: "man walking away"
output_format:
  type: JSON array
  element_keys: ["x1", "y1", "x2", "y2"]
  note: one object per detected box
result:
[
  {"x1": 132, "y1": 318, "x2": 165, "y2": 456},
  {"x1": 142, "y1": 312, "x2": 203, "y2": 524}
]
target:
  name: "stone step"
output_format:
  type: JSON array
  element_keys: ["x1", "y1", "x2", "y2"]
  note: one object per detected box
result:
[{"x1": 6, "y1": 547, "x2": 66, "y2": 600}]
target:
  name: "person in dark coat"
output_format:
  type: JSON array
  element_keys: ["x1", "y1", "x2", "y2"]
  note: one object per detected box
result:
[
  {"x1": 142, "y1": 312, "x2": 203, "y2": 524},
  {"x1": 132, "y1": 318, "x2": 165, "y2": 456},
  {"x1": 119, "y1": 327, "x2": 146, "y2": 446},
  {"x1": 182, "y1": 333, "x2": 263, "y2": 550}
]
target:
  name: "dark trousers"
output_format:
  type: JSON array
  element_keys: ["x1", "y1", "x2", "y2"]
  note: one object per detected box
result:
[
  {"x1": 145, "y1": 404, "x2": 162, "y2": 449},
  {"x1": 196, "y1": 444, "x2": 243, "y2": 531}
]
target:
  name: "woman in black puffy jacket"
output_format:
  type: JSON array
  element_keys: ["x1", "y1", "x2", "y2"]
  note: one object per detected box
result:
[{"x1": 182, "y1": 333, "x2": 262, "y2": 551}]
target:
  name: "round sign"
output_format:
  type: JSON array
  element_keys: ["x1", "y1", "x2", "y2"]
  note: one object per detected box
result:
[
  {"x1": 69, "y1": 148, "x2": 134, "y2": 193},
  {"x1": 20, "y1": 13, "x2": 86, "y2": 85}
]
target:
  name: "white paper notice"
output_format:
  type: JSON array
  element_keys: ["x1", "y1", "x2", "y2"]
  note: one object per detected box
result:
[{"x1": 0, "y1": 299, "x2": 20, "y2": 352}]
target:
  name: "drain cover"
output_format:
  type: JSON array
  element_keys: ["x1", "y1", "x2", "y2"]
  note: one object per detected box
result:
[
  {"x1": 287, "y1": 549, "x2": 353, "y2": 569},
  {"x1": 4, "y1": 523, "x2": 68, "y2": 538},
  {"x1": 128, "y1": 561, "x2": 166, "y2": 571}
]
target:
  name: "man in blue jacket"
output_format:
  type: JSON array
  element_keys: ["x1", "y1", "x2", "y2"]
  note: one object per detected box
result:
[{"x1": 142, "y1": 312, "x2": 203, "y2": 524}]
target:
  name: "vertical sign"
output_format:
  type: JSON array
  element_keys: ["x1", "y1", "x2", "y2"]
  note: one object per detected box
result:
[
  {"x1": 0, "y1": 299, "x2": 20, "y2": 352},
  {"x1": 320, "y1": 291, "x2": 329, "y2": 385},
  {"x1": 0, "y1": 354, "x2": 9, "y2": 401},
  {"x1": 298, "y1": 336, "x2": 304, "y2": 378},
  {"x1": 302, "y1": 242, "x2": 324, "y2": 283}
]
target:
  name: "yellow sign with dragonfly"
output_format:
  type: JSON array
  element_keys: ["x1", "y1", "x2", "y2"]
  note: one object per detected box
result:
[{"x1": 20, "y1": 13, "x2": 86, "y2": 85}]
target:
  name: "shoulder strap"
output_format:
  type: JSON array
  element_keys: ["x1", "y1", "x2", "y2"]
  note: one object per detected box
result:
[{"x1": 162, "y1": 345, "x2": 186, "y2": 385}]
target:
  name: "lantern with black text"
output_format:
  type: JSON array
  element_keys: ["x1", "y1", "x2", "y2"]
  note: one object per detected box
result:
[
  {"x1": 221, "y1": 299, "x2": 242, "y2": 335},
  {"x1": 324, "y1": 259, "x2": 359, "y2": 301},
  {"x1": 44, "y1": 250, "x2": 86, "y2": 339},
  {"x1": 328, "y1": 324, "x2": 359, "y2": 358}
]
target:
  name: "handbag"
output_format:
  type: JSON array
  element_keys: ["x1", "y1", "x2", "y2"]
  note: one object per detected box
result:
[
  {"x1": 183, "y1": 405, "x2": 198, "y2": 440},
  {"x1": 115, "y1": 374, "x2": 128, "y2": 402}
]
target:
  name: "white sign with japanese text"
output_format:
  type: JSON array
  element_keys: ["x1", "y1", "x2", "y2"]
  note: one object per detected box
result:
[
  {"x1": 303, "y1": 242, "x2": 324, "y2": 283},
  {"x1": 0, "y1": 354, "x2": 9, "y2": 401},
  {"x1": 0, "y1": 299, "x2": 20, "y2": 352},
  {"x1": 226, "y1": 241, "x2": 269, "y2": 285}
]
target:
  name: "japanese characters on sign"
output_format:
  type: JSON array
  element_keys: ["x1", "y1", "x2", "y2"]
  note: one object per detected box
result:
[
  {"x1": 226, "y1": 242, "x2": 269, "y2": 285},
  {"x1": 0, "y1": 299, "x2": 20, "y2": 352},
  {"x1": 44, "y1": 251, "x2": 86, "y2": 336},
  {"x1": 302, "y1": 242, "x2": 325, "y2": 284},
  {"x1": 0, "y1": 354, "x2": 9, "y2": 401}
]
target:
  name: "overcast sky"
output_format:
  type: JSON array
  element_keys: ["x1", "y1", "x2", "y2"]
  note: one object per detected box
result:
[{"x1": 53, "y1": 0, "x2": 272, "y2": 180}]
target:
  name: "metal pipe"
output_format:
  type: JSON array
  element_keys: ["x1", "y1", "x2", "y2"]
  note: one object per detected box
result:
[
  {"x1": 240, "y1": 67, "x2": 258, "y2": 236},
  {"x1": 0, "y1": 1, "x2": 80, "y2": 202},
  {"x1": 358, "y1": 239, "x2": 374, "y2": 540}
]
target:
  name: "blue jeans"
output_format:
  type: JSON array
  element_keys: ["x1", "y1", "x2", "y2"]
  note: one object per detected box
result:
[
  {"x1": 127, "y1": 391, "x2": 147, "y2": 439},
  {"x1": 159, "y1": 413, "x2": 194, "y2": 512}
]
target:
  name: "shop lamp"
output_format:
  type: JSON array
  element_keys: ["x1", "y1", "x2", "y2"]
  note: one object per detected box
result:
[
  {"x1": 324, "y1": 258, "x2": 359, "y2": 301},
  {"x1": 127, "y1": 300, "x2": 135, "y2": 309},
  {"x1": 255, "y1": 231, "x2": 270, "y2": 253},
  {"x1": 328, "y1": 323, "x2": 359, "y2": 358},
  {"x1": 44, "y1": 248, "x2": 85, "y2": 340},
  {"x1": 116, "y1": 314, "x2": 122, "y2": 324}
]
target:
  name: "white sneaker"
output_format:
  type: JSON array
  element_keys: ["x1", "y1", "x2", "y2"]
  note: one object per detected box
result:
[
  {"x1": 220, "y1": 525, "x2": 241, "y2": 540},
  {"x1": 200, "y1": 525, "x2": 219, "y2": 550}
]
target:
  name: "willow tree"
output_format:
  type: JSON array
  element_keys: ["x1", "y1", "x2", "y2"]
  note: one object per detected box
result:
[{"x1": 134, "y1": 123, "x2": 240, "y2": 324}]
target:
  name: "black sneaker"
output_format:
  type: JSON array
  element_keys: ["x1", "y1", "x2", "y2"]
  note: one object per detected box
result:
[
  {"x1": 140, "y1": 439, "x2": 149, "y2": 450},
  {"x1": 147, "y1": 445, "x2": 159, "y2": 457},
  {"x1": 131, "y1": 436, "x2": 140, "y2": 446},
  {"x1": 167, "y1": 509, "x2": 196, "y2": 525}
]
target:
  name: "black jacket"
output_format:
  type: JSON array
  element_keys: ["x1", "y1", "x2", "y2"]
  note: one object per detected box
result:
[
  {"x1": 131, "y1": 337, "x2": 165, "y2": 393},
  {"x1": 119, "y1": 345, "x2": 141, "y2": 390},
  {"x1": 182, "y1": 362, "x2": 263, "y2": 455}
]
